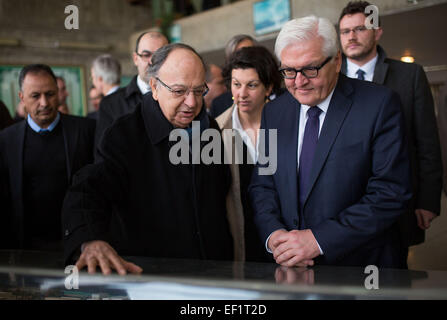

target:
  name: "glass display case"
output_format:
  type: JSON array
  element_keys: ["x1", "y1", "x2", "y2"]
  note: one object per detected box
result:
[{"x1": 0, "y1": 250, "x2": 446, "y2": 300}]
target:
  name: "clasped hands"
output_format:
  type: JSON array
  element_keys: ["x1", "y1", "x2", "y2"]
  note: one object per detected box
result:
[{"x1": 268, "y1": 229, "x2": 320, "y2": 267}]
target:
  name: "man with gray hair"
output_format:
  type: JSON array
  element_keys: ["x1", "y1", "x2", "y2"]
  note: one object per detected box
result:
[
  {"x1": 62, "y1": 43, "x2": 233, "y2": 275},
  {"x1": 249, "y1": 16, "x2": 412, "y2": 268},
  {"x1": 91, "y1": 54, "x2": 121, "y2": 98}
]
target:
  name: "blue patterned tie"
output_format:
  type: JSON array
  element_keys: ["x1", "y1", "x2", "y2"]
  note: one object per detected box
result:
[
  {"x1": 298, "y1": 106, "x2": 322, "y2": 211},
  {"x1": 356, "y1": 69, "x2": 366, "y2": 80}
]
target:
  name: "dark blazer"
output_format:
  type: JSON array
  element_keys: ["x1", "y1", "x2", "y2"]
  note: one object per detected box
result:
[
  {"x1": 0, "y1": 100, "x2": 13, "y2": 131},
  {"x1": 95, "y1": 75, "x2": 143, "y2": 151},
  {"x1": 62, "y1": 95, "x2": 234, "y2": 264},
  {"x1": 342, "y1": 46, "x2": 443, "y2": 247},
  {"x1": 209, "y1": 92, "x2": 233, "y2": 119},
  {"x1": 249, "y1": 75, "x2": 412, "y2": 268},
  {"x1": 0, "y1": 114, "x2": 96, "y2": 248},
  {"x1": 87, "y1": 111, "x2": 98, "y2": 121}
]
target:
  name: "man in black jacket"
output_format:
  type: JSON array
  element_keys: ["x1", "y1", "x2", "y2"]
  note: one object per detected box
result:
[
  {"x1": 95, "y1": 31, "x2": 168, "y2": 151},
  {"x1": 0, "y1": 64, "x2": 95, "y2": 252},
  {"x1": 62, "y1": 43, "x2": 234, "y2": 275},
  {"x1": 339, "y1": 1, "x2": 443, "y2": 267}
]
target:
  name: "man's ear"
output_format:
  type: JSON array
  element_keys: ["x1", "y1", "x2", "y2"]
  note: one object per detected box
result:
[
  {"x1": 374, "y1": 27, "x2": 383, "y2": 43},
  {"x1": 19, "y1": 91, "x2": 27, "y2": 114},
  {"x1": 150, "y1": 77, "x2": 158, "y2": 101},
  {"x1": 334, "y1": 50, "x2": 342, "y2": 73},
  {"x1": 132, "y1": 52, "x2": 139, "y2": 67}
]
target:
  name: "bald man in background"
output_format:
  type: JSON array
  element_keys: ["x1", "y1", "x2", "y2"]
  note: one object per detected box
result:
[{"x1": 95, "y1": 31, "x2": 169, "y2": 151}]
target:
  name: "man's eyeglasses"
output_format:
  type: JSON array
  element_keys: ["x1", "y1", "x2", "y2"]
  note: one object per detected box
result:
[
  {"x1": 155, "y1": 77, "x2": 209, "y2": 98},
  {"x1": 135, "y1": 51, "x2": 153, "y2": 61},
  {"x1": 279, "y1": 56, "x2": 333, "y2": 80},
  {"x1": 339, "y1": 25, "x2": 368, "y2": 36}
]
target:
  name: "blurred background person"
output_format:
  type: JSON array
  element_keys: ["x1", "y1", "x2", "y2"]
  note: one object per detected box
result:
[
  {"x1": 209, "y1": 34, "x2": 258, "y2": 118},
  {"x1": 56, "y1": 76, "x2": 70, "y2": 114},
  {"x1": 204, "y1": 63, "x2": 227, "y2": 113},
  {"x1": 91, "y1": 54, "x2": 121, "y2": 98},
  {"x1": 14, "y1": 100, "x2": 27, "y2": 123},
  {"x1": 216, "y1": 46, "x2": 282, "y2": 262},
  {"x1": 0, "y1": 100, "x2": 13, "y2": 130},
  {"x1": 87, "y1": 86, "x2": 103, "y2": 120}
]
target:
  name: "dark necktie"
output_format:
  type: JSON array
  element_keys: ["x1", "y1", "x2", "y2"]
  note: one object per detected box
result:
[
  {"x1": 298, "y1": 106, "x2": 322, "y2": 210},
  {"x1": 356, "y1": 69, "x2": 366, "y2": 80}
]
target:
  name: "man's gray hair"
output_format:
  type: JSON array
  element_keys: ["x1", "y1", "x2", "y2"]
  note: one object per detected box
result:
[
  {"x1": 91, "y1": 54, "x2": 121, "y2": 85},
  {"x1": 147, "y1": 43, "x2": 206, "y2": 82},
  {"x1": 275, "y1": 16, "x2": 339, "y2": 61},
  {"x1": 224, "y1": 34, "x2": 258, "y2": 61}
]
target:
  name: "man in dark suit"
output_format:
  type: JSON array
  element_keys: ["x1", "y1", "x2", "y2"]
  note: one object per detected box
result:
[
  {"x1": 95, "y1": 31, "x2": 168, "y2": 150},
  {"x1": 249, "y1": 16, "x2": 412, "y2": 269},
  {"x1": 0, "y1": 64, "x2": 95, "y2": 252},
  {"x1": 339, "y1": 1, "x2": 443, "y2": 268},
  {"x1": 62, "y1": 43, "x2": 234, "y2": 275}
]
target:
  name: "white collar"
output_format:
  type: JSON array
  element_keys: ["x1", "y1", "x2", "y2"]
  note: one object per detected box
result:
[
  {"x1": 231, "y1": 105, "x2": 258, "y2": 163},
  {"x1": 27, "y1": 112, "x2": 60, "y2": 132},
  {"x1": 346, "y1": 54, "x2": 378, "y2": 81},
  {"x1": 137, "y1": 75, "x2": 151, "y2": 95},
  {"x1": 106, "y1": 85, "x2": 120, "y2": 96},
  {"x1": 300, "y1": 84, "x2": 335, "y2": 114}
]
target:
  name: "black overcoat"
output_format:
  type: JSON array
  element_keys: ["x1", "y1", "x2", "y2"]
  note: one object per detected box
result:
[{"x1": 63, "y1": 95, "x2": 234, "y2": 264}]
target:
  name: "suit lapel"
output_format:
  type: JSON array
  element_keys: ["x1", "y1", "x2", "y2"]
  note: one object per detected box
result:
[
  {"x1": 61, "y1": 115, "x2": 77, "y2": 179},
  {"x1": 302, "y1": 76, "x2": 353, "y2": 207},
  {"x1": 373, "y1": 60, "x2": 388, "y2": 85},
  {"x1": 372, "y1": 46, "x2": 389, "y2": 85},
  {"x1": 278, "y1": 94, "x2": 300, "y2": 219}
]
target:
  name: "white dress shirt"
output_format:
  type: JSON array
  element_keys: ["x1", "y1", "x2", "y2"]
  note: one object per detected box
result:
[
  {"x1": 232, "y1": 104, "x2": 259, "y2": 163},
  {"x1": 106, "y1": 85, "x2": 120, "y2": 96},
  {"x1": 137, "y1": 75, "x2": 151, "y2": 95},
  {"x1": 346, "y1": 54, "x2": 378, "y2": 82}
]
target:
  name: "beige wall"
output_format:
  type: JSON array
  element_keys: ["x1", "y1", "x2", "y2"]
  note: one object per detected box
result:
[
  {"x1": 0, "y1": 0, "x2": 154, "y2": 76},
  {"x1": 172, "y1": 0, "x2": 447, "y2": 55}
]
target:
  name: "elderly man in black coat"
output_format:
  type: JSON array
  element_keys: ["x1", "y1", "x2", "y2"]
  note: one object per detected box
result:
[{"x1": 62, "y1": 43, "x2": 234, "y2": 275}]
